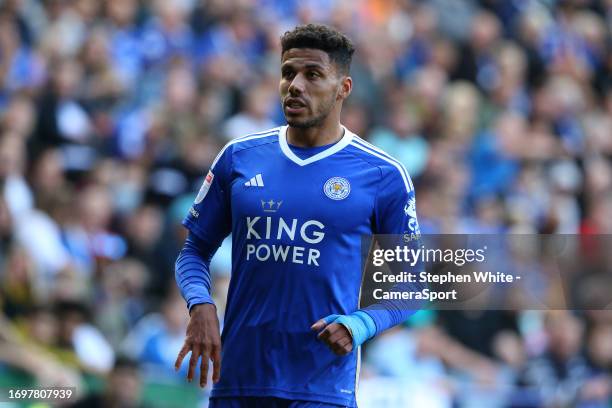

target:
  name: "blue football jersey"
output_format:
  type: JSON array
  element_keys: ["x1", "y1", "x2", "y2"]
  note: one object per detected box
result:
[{"x1": 182, "y1": 126, "x2": 418, "y2": 407}]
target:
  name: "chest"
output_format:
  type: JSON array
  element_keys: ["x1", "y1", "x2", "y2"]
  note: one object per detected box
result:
[{"x1": 229, "y1": 151, "x2": 379, "y2": 235}]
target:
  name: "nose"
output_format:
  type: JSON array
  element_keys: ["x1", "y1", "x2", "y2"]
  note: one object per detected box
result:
[{"x1": 288, "y1": 73, "x2": 305, "y2": 96}]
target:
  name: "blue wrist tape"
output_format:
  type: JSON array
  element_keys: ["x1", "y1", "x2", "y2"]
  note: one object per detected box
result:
[{"x1": 322, "y1": 311, "x2": 377, "y2": 348}]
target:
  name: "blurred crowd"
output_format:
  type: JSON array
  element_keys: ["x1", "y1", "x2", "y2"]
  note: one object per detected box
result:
[{"x1": 0, "y1": 0, "x2": 611, "y2": 406}]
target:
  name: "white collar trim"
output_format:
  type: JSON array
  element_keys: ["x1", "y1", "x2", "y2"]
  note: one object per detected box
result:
[{"x1": 278, "y1": 125, "x2": 354, "y2": 166}]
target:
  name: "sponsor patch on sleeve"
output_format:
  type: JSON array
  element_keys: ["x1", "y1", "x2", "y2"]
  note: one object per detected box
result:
[{"x1": 194, "y1": 170, "x2": 214, "y2": 204}]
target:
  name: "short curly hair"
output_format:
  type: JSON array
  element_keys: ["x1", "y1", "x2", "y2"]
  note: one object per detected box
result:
[{"x1": 280, "y1": 24, "x2": 355, "y2": 75}]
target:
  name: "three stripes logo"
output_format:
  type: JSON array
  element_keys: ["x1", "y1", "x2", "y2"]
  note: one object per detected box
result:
[{"x1": 245, "y1": 174, "x2": 264, "y2": 187}]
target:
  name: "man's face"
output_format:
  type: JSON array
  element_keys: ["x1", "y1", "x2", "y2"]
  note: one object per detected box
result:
[{"x1": 279, "y1": 48, "x2": 344, "y2": 129}]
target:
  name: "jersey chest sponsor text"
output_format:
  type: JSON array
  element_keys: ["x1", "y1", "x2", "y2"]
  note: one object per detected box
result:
[{"x1": 244, "y1": 216, "x2": 325, "y2": 266}]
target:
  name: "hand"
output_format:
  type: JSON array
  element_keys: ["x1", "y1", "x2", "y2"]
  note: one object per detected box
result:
[
  {"x1": 175, "y1": 303, "x2": 221, "y2": 387},
  {"x1": 311, "y1": 318, "x2": 353, "y2": 356}
]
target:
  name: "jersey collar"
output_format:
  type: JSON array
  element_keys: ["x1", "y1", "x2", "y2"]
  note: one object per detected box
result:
[{"x1": 278, "y1": 125, "x2": 354, "y2": 166}]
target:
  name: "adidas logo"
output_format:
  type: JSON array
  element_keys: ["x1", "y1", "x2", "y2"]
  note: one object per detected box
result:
[{"x1": 245, "y1": 174, "x2": 264, "y2": 187}]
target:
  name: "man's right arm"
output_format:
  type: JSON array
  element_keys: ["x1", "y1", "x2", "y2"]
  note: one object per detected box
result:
[
  {"x1": 176, "y1": 143, "x2": 233, "y2": 310},
  {"x1": 175, "y1": 233, "x2": 226, "y2": 387},
  {"x1": 174, "y1": 145, "x2": 233, "y2": 387}
]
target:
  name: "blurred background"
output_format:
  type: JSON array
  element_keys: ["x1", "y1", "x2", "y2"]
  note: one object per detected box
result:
[{"x1": 0, "y1": 0, "x2": 611, "y2": 406}]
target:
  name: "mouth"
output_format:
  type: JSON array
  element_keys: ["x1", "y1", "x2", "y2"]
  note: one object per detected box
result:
[{"x1": 284, "y1": 98, "x2": 307, "y2": 115}]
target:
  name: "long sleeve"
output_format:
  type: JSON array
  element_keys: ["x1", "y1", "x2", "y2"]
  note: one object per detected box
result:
[
  {"x1": 176, "y1": 143, "x2": 233, "y2": 311},
  {"x1": 175, "y1": 232, "x2": 219, "y2": 311},
  {"x1": 361, "y1": 163, "x2": 421, "y2": 336}
]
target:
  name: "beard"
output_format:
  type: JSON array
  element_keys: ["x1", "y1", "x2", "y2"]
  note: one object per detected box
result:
[{"x1": 285, "y1": 92, "x2": 337, "y2": 129}]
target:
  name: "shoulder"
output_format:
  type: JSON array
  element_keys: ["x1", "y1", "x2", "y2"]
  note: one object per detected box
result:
[
  {"x1": 212, "y1": 127, "x2": 280, "y2": 168},
  {"x1": 230, "y1": 127, "x2": 281, "y2": 153},
  {"x1": 346, "y1": 134, "x2": 414, "y2": 193}
]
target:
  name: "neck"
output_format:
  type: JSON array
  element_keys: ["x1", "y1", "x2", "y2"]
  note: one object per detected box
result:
[{"x1": 286, "y1": 121, "x2": 344, "y2": 148}]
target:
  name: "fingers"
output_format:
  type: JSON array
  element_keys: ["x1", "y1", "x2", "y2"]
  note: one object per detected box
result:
[
  {"x1": 199, "y1": 347, "x2": 209, "y2": 387},
  {"x1": 327, "y1": 327, "x2": 350, "y2": 345},
  {"x1": 317, "y1": 323, "x2": 346, "y2": 341},
  {"x1": 177, "y1": 341, "x2": 221, "y2": 388},
  {"x1": 175, "y1": 343, "x2": 190, "y2": 371},
  {"x1": 188, "y1": 345, "x2": 201, "y2": 382},
  {"x1": 327, "y1": 334, "x2": 352, "y2": 355},
  {"x1": 317, "y1": 326, "x2": 331, "y2": 341},
  {"x1": 332, "y1": 337, "x2": 353, "y2": 355},
  {"x1": 312, "y1": 314, "x2": 341, "y2": 331},
  {"x1": 310, "y1": 319, "x2": 326, "y2": 331},
  {"x1": 317, "y1": 324, "x2": 354, "y2": 355},
  {"x1": 212, "y1": 346, "x2": 222, "y2": 384},
  {"x1": 179, "y1": 305, "x2": 222, "y2": 386},
  {"x1": 200, "y1": 342, "x2": 222, "y2": 387}
]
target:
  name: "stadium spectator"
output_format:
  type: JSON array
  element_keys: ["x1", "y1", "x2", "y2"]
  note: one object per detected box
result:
[{"x1": 68, "y1": 355, "x2": 144, "y2": 408}]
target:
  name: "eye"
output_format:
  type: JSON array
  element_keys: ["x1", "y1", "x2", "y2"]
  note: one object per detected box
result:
[
  {"x1": 307, "y1": 71, "x2": 320, "y2": 79},
  {"x1": 282, "y1": 69, "x2": 295, "y2": 79}
]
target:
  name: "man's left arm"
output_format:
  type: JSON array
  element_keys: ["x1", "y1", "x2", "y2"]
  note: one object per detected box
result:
[{"x1": 313, "y1": 165, "x2": 421, "y2": 355}]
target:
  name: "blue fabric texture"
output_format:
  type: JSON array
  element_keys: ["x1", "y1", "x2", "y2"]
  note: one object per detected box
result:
[{"x1": 175, "y1": 232, "x2": 217, "y2": 311}]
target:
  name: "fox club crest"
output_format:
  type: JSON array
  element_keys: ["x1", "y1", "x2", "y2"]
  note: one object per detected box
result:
[{"x1": 323, "y1": 177, "x2": 350, "y2": 200}]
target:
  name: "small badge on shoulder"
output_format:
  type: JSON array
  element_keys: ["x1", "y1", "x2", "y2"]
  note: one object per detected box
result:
[{"x1": 195, "y1": 170, "x2": 214, "y2": 204}]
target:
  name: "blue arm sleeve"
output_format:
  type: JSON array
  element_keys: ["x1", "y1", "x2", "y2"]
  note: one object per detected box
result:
[
  {"x1": 361, "y1": 164, "x2": 422, "y2": 336},
  {"x1": 176, "y1": 143, "x2": 233, "y2": 311},
  {"x1": 175, "y1": 232, "x2": 219, "y2": 311}
]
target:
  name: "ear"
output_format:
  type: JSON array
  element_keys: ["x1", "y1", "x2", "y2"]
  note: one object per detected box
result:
[{"x1": 337, "y1": 76, "x2": 352, "y2": 100}]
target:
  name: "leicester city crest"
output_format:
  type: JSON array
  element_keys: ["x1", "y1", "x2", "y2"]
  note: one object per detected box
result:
[{"x1": 324, "y1": 177, "x2": 350, "y2": 200}]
